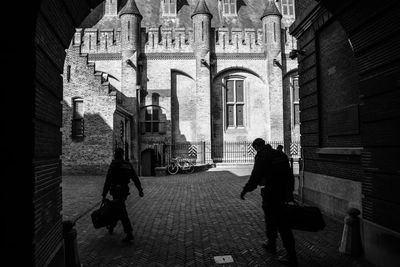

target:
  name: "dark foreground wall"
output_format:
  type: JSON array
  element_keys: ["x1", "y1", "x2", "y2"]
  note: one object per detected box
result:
[{"x1": 291, "y1": 1, "x2": 400, "y2": 266}]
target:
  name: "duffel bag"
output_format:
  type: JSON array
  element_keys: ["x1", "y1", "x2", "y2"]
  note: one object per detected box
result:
[
  {"x1": 91, "y1": 199, "x2": 118, "y2": 229},
  {"x1": 284, "y1": 202, "x2": 326, "y2": 232}
]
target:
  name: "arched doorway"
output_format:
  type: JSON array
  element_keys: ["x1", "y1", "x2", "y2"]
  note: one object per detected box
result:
[{"x1": 141, "y1": 148, "x2": 156, "y2": 176}]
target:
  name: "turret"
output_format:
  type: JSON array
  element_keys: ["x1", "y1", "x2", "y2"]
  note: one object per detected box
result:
[
  {"x1": 118, "y1": 0, "x2": 142, "y2": 168},
  {"x1": 261, "y1": 0, "x2": 282, "y2": 58},
  {"x1": 191, "y1": 0, "x2": 212, "y2": 53},
  {"x1": 119, "y1": 0, "x2": 142, "y2": 98},
  {"x1": 261, "y1": 0, "x2": 284, "y2": 142},
  {"x1": 191, "y1": 0, "x2": 212, "y2": 159}
]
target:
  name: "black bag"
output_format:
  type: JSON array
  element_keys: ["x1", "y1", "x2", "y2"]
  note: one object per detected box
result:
[
  {"x1": 284, "y1": 202, "x2": 325, "y2": 232},
  {"x1": 91, "y1": 199, "x2": 118, "y2": 229}
]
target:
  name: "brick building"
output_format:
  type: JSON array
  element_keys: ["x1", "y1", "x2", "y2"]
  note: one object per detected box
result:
[
  {"x1": 290, "y1": 1, "x2": 400, "y2": 266},
  {"x1": 62, "y1": 0, "x2": 300, "y2": 175}
]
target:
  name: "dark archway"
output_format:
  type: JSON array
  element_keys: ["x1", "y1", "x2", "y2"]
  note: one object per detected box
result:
[{"x1": 3, "y1": 0, "x2": 399, "y2": 266}]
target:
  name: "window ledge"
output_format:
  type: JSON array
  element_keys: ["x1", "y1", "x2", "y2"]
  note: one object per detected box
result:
[{"x1": 316, "y1": 147, "x2": 363, "y2": 156}]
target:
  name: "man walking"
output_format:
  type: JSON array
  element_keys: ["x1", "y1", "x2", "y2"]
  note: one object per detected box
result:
[
  {"x1": 240, "y1": 138, "x2": 297, "y2": 266},
  {"x1": 102, "y1": 147, "x2": 144, "y2": 242}
]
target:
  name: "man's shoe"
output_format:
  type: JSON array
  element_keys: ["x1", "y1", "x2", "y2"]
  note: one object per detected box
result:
[
  {"x1": 262, "y1": 241, "x2": 277, "y2": 254},
  {"x1": 122, "y1": 233, "x2": 134, "y2": 243},
  {"x1": 278, "y1": 254, "x2": 298, "y2": 266}
]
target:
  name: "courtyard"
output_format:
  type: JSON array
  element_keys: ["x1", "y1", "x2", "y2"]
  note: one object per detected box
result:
[{"x1": 62, "y1": 167, "x2": 371, "y2": 267}]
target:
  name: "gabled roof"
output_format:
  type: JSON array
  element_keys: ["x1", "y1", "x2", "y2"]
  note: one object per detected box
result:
[
  {"x1": 191, "y1": 0, "x2": 212, "y2": 18},
  {"x1": 260, "y1": 0, "x2": 282, "y2": 20},
  {"x1": 119, "y1": 0, "x2": 143, "y2": 18}
]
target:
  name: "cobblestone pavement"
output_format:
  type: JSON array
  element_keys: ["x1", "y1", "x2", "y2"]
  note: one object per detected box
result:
[{"x1": 62, "y1": 167, "x2": 373, "y2": 267}]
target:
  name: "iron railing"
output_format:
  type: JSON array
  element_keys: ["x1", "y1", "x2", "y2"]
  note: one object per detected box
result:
[{"x1": 141, "y1": 141, "x2": 301, "y2": 166}]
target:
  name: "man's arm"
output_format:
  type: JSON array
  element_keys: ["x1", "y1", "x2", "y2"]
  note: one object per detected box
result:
[
  {"x1": 102, "y1": 165, "x2": 113, "y2": 198},
  {"x1": 241, "y1": 153, "x2": 267, "y2": 198},
  {"x1": 130, "y1": 165, "x2": 143, "y2": 196}
]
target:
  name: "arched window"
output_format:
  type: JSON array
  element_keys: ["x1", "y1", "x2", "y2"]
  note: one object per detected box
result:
[
  {"x1": 223, "y1": 0, "x2": 237, "y2": 16},
  {"x1": 71, "y1": 98, "x2": 84, "y2": 140},
  {"x1": 281, "y1": 0, "x2": 295, "y2": 16},
  {"x1": 162, "y1": 0, "x2": 177, "y2": 16},
  {"x1": 225, "y1": 78, "x2": 245, "y2": 128}
]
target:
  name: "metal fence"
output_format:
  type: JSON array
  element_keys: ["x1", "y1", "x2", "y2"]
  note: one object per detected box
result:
[{"x1": 142, "y1": 141, "x2": 301, "y2": 166}]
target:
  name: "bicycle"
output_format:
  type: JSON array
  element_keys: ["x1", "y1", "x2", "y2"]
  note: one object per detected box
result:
[{"x1": 167, "y1": 157, "x2": 195, "y2": 175}]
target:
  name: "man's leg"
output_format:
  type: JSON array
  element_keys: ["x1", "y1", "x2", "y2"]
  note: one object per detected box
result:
[
  {"x1": 262, "y1": 196, "x2": 278, "y2": 253},
  {"x1": 277, "y1": 208, "x2": 297, "y2": 266},
  {"x1": 119, "y1": 199, "x2": 134, "y2": 242}
]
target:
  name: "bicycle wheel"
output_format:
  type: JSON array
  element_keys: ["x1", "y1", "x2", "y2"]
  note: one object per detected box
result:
[
  {"x1": 167, "y1": 163, "x2": 179, "y2": 175},
  {"x1": 183, "y1": 160, "x2": 195, "y2": 174}
]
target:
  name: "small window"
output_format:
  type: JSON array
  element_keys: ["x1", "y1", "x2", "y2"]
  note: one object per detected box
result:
[
  {"x1": 292, "y1": 76, "x2": 300, "y2": 125},
  {"x1": 225, "y1": 78, "x2": 245, "y2": 128},
  {"x1": 72, "y1": 98, "x2": 84, "y2": 139},
  {"x1": 66, "y1": 65, "x2": 71, "y2": 82},
  {"x1": 162, "y1": 0, "x2": 177, "y2": 16},
  {"x1": 223, "y1": 0, "x2": 237, "y2": 16},
  {"x1": 282, "y1": 0, "x2": 295, "y2": 16},
  {"x1": 143, "y1": 107, "x2": 160, "y2": 134}
]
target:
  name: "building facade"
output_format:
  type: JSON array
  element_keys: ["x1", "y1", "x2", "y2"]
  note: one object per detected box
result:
[
  {"x1": 290, "y1": 1, "x2": 400, "y2": 266},
  {"x1": 62, "y1": 0, "x2": 299, "y2": 175}
]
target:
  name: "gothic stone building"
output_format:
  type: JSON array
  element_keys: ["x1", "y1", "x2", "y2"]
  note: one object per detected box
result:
[{"x1": 62, "y1": 0, "x2": 299, "y2": 175}]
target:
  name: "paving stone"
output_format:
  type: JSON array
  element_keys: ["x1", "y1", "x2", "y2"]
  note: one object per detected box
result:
[{"x1": 62, "y1": 169, "x2": 373, "y2": 267}]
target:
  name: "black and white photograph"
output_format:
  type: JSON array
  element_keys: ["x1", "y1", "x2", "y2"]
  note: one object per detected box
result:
[{"x1": 2, "y1": 0, "x2": 399, "y2": 266}]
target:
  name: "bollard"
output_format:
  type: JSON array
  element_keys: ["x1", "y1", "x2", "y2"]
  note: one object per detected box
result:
[
  {"x1": 339, "y1": 208, "x2": 363, "y2": 256},
  {"x1": 63, "y1": 220, "x2": 82, "y2": 267}
]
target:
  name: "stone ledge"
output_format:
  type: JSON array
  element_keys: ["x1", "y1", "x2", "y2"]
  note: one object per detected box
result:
[{"x1": 316, "y1": 147, "x2": 363, "y2": 156}]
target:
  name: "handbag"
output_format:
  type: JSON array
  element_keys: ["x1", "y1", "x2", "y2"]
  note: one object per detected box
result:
[
  {"x1": 90, "y1": 199, "x2": 118, "y2": 229},
  {"x1": 284, "y1": 202, "x2": 326, "y2": 232}
]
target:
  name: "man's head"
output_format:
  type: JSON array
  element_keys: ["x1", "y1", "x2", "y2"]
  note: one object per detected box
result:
[
  {"x1": 252, "y1": 138, "x2": 265, "y2": 152},
  {"x1": 114, "y1": 147, "x2": 124, "y2": 160},
  {"x1": 277, "y1": 145, "x2": 283, "y2": 151}
]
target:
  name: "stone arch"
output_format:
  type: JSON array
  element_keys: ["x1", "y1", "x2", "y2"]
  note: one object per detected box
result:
[{"x1": 213, "y1": 66, "x2": 265, "y2": 84}]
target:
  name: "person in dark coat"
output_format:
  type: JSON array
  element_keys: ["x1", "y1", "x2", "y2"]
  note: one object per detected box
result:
[
  {"x1": 240, "y1": 138, "x2": 297, "y2": 266},
  {"x1": 102, "y1": 147, "x2": 144, "y2": 242}
]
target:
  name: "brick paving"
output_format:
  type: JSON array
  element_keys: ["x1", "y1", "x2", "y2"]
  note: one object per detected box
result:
[{"x1": 62, "y1": 168, "x2": 373, "y2": 267}]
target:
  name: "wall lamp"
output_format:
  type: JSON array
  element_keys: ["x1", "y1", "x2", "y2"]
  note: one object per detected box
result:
[{"x1": 289, "y1": 49, "x2": 306, "y2": 60}]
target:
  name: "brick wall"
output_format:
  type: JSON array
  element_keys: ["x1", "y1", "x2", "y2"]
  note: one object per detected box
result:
[{"x1": 62, "y1": 44, "x2": 116, "y2": 175}]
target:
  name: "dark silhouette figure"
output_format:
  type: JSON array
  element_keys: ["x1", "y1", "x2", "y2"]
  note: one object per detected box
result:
[
  {"x1": 102, "y1": 148, "x2": 144, "y2": 242},
  {"x1": 240, "y1": 138, "x2": 297, "y2": 266},
  {"x1": 277, "y1": 144, "x2": 284, "y2": 152}
]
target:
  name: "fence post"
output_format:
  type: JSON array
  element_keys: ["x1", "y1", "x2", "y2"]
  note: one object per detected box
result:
[
  {"x1": 339, "y1": 208, "x2": 363, "y2": 256},
  {"x1": 63, "y1": 220, "x2": 81, "y2": 267}
]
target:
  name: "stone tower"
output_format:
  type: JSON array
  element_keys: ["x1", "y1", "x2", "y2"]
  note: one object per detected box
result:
[
  {"x1": 119, "y1": 0, "x2": 142, "y2": 166},
  {"x1": 191, "y1": 0, "x2": 212, "y2": 142},
  {"x1": 261, "y1": 0, "x2": 284, "y2": 141}
]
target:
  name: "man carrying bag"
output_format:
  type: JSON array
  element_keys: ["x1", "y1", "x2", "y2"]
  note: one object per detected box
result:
[
  {"x1": 240, "y1": 138, "x2": 298, "y2": 266},
  {"x1": 102, "y1": 147, "x2": 144, "y2": 242}
]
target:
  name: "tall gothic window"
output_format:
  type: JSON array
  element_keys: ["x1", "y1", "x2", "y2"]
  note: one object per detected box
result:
[
  {"x1": 281, "y1": 0, "x2": 295, "y2": 16},
  {"x1": 162, "y1": 0, "x2": 177, "y2": 16},
  {"x1": 226, "y1": 78, "x2": 244, "y2": 128},
  {"x1": 72, "y1": 98, "x2": 84, "y2": 140},
  {"x1": 223, "y1": 0, "x2": 237, "y2": 16},
  {"x1": 292, "y1": 76, "x2": 300, "y2": 126}
]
